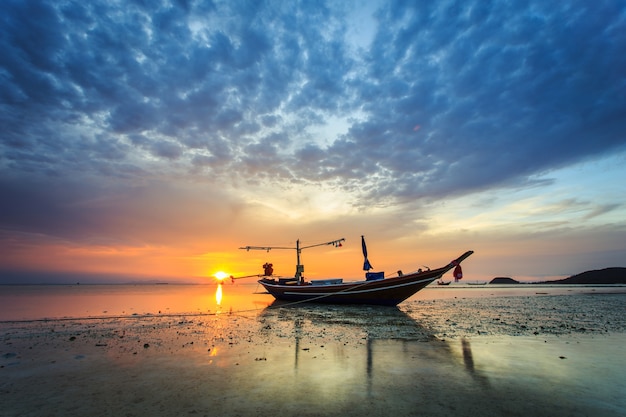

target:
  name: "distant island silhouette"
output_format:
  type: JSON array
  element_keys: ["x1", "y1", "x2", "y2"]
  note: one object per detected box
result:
[
  {"x1": 489, "y1": 277, "x2": 520, "y2": 284},
  {"x1": 489, "y1": 268, "x2": 626, "y2": 284},
  {"x1": 547, "y1": 267, "x2": 626, "y2": 284}
]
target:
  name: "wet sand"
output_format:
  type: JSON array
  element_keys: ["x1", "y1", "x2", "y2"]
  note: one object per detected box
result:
[{"x1": 1, "y1": 289, "x2": 625, "y2": 416}]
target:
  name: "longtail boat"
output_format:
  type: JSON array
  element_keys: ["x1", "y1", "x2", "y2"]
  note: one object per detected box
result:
[{"x1": 239, "y1": 236, "x2": 473, "y2": 306}]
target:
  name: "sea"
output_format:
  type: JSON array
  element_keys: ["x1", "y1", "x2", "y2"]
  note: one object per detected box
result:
[
  {"x1": 2, "y1": 282, "x2": 625, "y2": 416},
  {"x1": 1, "y1": 281, "x2": 624, "y2": 322}
]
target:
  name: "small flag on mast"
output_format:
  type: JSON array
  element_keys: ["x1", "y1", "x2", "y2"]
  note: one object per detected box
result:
[{"x1": 361, "y1": 235, "x2": 372, "y2": 271}]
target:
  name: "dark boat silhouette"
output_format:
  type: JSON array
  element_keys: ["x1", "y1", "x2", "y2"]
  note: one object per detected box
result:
[{"x1": 240, "y1": 236, "x2": 473, "y2": 306}]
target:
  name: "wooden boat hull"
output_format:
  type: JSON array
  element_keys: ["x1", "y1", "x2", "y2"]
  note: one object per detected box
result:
[{"x1": 258, "y1": 251, "x2": 473, "y2": 306}]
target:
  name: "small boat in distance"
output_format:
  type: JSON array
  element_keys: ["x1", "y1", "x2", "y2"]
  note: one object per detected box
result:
[
  {"x1": 437, "y1": 280, "x2": 451, "y2": 286},
  {"x1": 239, "y1": 236, "x2": 473, "y2": 306}
]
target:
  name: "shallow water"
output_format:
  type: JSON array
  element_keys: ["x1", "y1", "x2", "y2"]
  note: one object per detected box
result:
[
  {"x1": 0, "y1": 283, "x2": 260, "y2": 321},
  {"x1": 1, "y1": 284, "x2": 625, "y2": 416},
  {"x1": 1, "y1": 282, "x2": 624, "y2": 321}
]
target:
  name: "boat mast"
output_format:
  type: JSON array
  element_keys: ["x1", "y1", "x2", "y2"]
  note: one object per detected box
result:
[
  {"x1": 240, "y1": 238, "x2": 345, "y2": 281},
  {"x1": 296, "y1": 239, "x2": 302, "y2": 279}
]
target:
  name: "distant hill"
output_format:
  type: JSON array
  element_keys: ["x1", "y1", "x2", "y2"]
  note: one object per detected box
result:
[
  {"x1": 489, "y1": 277, "x2": 519, "y2": 284},
  {"x1": 549, "y1": 267, "x2": 626, "y2": 284}
]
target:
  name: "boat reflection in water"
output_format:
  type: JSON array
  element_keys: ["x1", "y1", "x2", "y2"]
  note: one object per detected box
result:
[
  {"x1": 201, "y1": 284, "x2": 624, "y2": 416},
  {"x1": 254, "y1": 303, "x2": 489, "y2": 404}
]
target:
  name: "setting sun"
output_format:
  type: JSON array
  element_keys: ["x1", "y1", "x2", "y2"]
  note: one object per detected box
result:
[{"x1": 214, "y1": 271, "x2": 229, "y2": 281}]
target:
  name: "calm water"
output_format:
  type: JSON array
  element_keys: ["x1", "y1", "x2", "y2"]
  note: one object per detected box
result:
[
  {"x1": 1, "y1": 282, "x2": 623, "y2": 321},
  {"x1": 0, "y1": 283, "x2": 255, "y2": 321},
  {"x1": 2, "y1": 283, "x2": 625, "y2": 416}
]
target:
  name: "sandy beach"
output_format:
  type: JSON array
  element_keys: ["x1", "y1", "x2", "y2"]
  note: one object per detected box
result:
[{"x1": 1, "y1": 285, "x2": 625, "y2": 416}]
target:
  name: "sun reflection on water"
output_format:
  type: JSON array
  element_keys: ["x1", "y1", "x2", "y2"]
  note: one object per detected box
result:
[{"x1": 215, "y1": 282, "x2": 223, "y2": 306}]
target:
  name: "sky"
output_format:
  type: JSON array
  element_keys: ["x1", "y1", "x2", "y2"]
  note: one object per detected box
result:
[{"x1": 1, "y1": 0, "x2": 625, "y2": 284}]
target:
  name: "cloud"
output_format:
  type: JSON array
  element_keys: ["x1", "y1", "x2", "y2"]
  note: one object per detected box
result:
[
  {"x1": 583, "y1": 203, "x2": 622, "y2": 221},
  {"x1": 0, "y1": 173, "x2": 244, "y2": 247},
  {"x1": 1, "y1": 0, "x2": 625, "y2": 247}
]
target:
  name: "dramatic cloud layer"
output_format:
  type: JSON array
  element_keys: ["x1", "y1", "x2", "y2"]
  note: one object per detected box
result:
[{"x1": 1, "y1": 0, "x2": 625, "y2": 282}]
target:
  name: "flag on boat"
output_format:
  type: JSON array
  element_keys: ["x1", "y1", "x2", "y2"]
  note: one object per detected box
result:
[{"x1": 362, "y1": 235, "x2": 373, "y2": 271}]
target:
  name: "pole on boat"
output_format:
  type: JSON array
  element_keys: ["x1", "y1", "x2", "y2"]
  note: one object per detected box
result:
[
  {"x1": 239, "y1": 237, "x2": 345, "y2": 282},
  {"x1": 296, "y1": 239, "x2": 302, "y2": 282}
]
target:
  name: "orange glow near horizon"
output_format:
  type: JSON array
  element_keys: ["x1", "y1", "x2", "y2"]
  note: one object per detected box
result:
[
  {"x1": 1, "y1": 233, "x2": 574, "y2": 284},
  {"x1": 0, "y1": 232, "x2": 485, "y2": 283}
]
